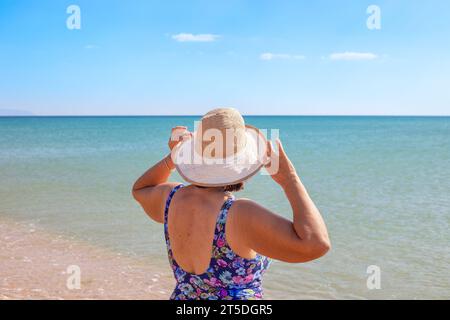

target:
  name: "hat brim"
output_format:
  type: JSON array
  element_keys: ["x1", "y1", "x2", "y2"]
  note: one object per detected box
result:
[{"x1": 171, "y1": 125, "x2": 267, "y2": 187}]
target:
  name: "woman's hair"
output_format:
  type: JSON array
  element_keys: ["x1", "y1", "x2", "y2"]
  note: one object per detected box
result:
[
  {"x1": 195, "y1": 182, "x2": 244, "y2": 193},
  {"x1": 223, "y1": 182, "x2": 244, "y2": 192}
]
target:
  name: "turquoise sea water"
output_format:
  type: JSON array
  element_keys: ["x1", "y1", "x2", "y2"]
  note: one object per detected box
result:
[{"x1": 0, "y1": 116, "x2": 449, "y2": 299}]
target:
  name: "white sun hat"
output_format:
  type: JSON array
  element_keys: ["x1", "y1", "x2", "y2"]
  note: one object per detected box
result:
[{"x1": 171, "y1": 108, "x2": 268, "y2": 187}]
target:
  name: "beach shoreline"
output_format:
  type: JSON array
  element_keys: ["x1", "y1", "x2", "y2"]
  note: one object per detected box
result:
[{"x1": 0, "y1": 217, "x2": 174, "y2": 300}]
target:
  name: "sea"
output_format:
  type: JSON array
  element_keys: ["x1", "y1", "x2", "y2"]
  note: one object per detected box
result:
[{"x1": 0, "y1": 116, "x2": 449, "y2": 299}]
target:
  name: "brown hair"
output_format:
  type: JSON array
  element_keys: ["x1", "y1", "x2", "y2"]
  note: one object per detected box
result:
[
  {"x1": 223, "y1": 182, "x2": 244, "y2": 193},
  {"x1": 195, "y1": 182, "x2": 244, "y2": 193}
]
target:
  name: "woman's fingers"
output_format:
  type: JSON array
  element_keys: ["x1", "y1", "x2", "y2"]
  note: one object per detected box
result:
[
  {"x1": 169, "y1": 126, "x2": 191, "y2": 151},
  {"x1": 172, "y1": 126, "x2": 187, "y2": 131},
  {"x1": 276, "y1": 138, "x2": 283, "y2": 152},
  {"x1": 266, "y1": 140, "x2": 273, "y2": 156},
  {"x1": 171, "y1": 126, "x2": 188, "y2": 136},
  {"x1": 276, "y1": 138, "x2": 287, "y2": 159},
  {"x1": 171, "y1": 126, "x2": 189, "y2": 140},
  {"x1": 264, "y1": 140, "x2": 274, "y2": 167},
  {"x1": 180, "y1": 132, "x2": 192, "y2": 141}
]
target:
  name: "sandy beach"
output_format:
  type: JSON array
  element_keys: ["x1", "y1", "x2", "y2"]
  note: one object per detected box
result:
[{"x1": 0, "y1": 218, "x2": 174, "y2": 300}]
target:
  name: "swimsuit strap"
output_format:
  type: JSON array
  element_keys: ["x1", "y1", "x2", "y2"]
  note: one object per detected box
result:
[
  {"x1": 213, "y1": 194, "x2": 235, "y2": 247},
  {"x1": 164, "y1": 184, "x2": 184, "y2": 256}
]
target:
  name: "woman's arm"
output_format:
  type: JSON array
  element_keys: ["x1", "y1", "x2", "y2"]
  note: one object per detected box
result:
[
  {"x1": 233, "y1": 139, "x2": 330, "y2": 263},
  {"x1": 131, "y1": 126, "x2": 190, "y2": 223},
  {"x1": 132, "y1": 154, "x2": 175, "y2": 191}
]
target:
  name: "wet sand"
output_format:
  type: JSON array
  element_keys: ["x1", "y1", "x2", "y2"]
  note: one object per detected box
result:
[{"x1": 0, "y1": 218, "x2": 174, "y2": 299}]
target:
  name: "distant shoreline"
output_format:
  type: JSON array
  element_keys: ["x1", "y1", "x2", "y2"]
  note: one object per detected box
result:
[{"x1": 1, "y1": 115, "x2": 449, "y2": 118}]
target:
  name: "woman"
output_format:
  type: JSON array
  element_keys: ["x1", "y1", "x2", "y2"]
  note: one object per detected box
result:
[{"x1": 132, "y1": 108, "x2": 330, "y2": 300}]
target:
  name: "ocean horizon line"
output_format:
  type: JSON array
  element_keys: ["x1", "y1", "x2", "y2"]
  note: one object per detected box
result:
[{"x1": 1, "y1": 114, "x2": 449, "y2": 118}]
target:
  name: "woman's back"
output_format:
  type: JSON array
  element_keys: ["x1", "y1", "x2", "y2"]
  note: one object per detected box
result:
[{"x1": 165, "y1": 184, "x2": 271, "y2": 300}]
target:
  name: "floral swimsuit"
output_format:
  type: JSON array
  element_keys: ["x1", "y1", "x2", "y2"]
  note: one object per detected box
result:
[{"x1": 164, "y1": 184, "x2": 271, "y2": 300}]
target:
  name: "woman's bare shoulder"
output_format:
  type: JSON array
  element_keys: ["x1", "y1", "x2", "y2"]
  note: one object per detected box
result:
[
  {"x1": 132, "y1": 182, "x2": 183, "y2": 224},
  {"x1": 231, "y1": 198, "x2": 273, "y2": 222}
]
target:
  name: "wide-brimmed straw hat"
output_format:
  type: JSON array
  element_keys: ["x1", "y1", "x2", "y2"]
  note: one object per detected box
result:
[{"x1": 171, "y1": 108, "x2": 268, "y2": 187}]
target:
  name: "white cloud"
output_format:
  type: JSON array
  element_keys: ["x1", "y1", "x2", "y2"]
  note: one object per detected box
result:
[
  {"x1": 84, "y1": 44, "x2": 99, "y2": 49},
  {"x1": 172, "y1": 33, "x2": 219, "y2": 42},
  {"x1": 260, "y1": 53, "x2": 305, "y2": 61},
  {"x1": 329, "y1": 52, "x2": 378, "y2": 61}
]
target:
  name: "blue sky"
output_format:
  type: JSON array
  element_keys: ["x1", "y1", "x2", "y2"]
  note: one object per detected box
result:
[{"x1": 0, "y1": 0, "x2": 449, "y2": 115}]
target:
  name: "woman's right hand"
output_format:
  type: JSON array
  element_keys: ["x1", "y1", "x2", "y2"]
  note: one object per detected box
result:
[{"x1": 265, "y1": 139, "x2": 299, "y2": 186}]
